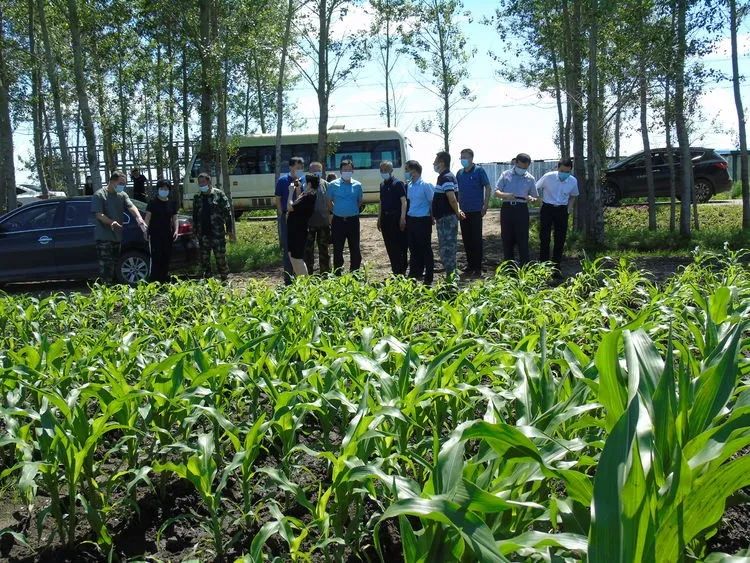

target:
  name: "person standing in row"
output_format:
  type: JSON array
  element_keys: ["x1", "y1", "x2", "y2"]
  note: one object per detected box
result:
[
  {"x1": 193, "y1": 172, "x2": 235, "y2": 281},
  {"x1": 92, "y1": 171, "x2": 147, "y2": 283},
  {"x1": 131, "y1": 168, "x2": 149, "y2": 203},
  {"x1": 304, "y1": 161, "x2": 331, "y2": 275},
  {"x1": 432, "y1": 151, "x2": 465, "y2": 280},
  {"x1": 276, "y1": 157, "x2": 306, "y2": 284},
  {"x1": 457, "y1": 149, "x2": 492, "y2": 277},
  {"x1": 328, "y1": 159, "x2": 363, "y2": 275},
  {"x1": 536, "y1": 158, "x2": 578, "y2": 276},
  {"x1": 495, "y1": 153, "x2": 538, "y2": 266},
  {"x1": 144, "y1": 179, "x2": 178, "y2": 282},
  {"x1": 287, "y1": 174, "x2": 319, "y2": 277},
  {"x1": 377, "y1": 160, "x2": 408, "y2": 275},
  {"x1": 405, "y1": 160, "x2": 435, "y2": 285}
]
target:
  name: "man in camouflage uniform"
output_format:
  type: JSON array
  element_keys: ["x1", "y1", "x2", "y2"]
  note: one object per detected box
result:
[
  {"x1": 93, "y1": 170, "x2": 147, "y2": 283},
  {"x1": 192, "y1": 172, "x2": 235, "y2": 280},
  {"x1": 304, "y1": 161, "x2": 332, "y2": 274}
]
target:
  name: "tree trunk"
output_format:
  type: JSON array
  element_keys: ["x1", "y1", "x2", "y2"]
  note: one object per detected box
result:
[
  {"x1": 640, "y1": 59, "x2": 656, "y2": 230},
  {"x1": 584, "y1": 0, "x2": 604, "y2": 245},
  {"x1": 28, "y1": 0, "x2": 48, "y2": 196},
  {"x1": 253, "y1": 55, "x2": 267, "y2": 134},
  {"x1": 674, "y1": 0, "x2": 692, "y2": 237},
  {"x1": 182, "y1": 40, "x2": 191, "y2": 177},
  {"x1": 244, "y1": 69, "x2": 251, "y2": 135},
  {"x1": 0, "y1": 3, "x2": 17, "y2": 212},
  {"x1": 155, "y1": 44, "x2": 165, "y2": 179},
  {"x1": 199, "y1": 0, "x2": 214, "y2": 158},
  {"x1": 665, "y1": 76, "x2": 677, "y2": 232},
  {"x1": 435, "y1": 6, "x2": 450, "y2": 152},
  {"x1": 68, "y1": 0, "x2": 103, "y2": 193},
  {"x1": 384, "y1": 14, "x2": 392, "y2": 128},
  {"x1": 551, "y1": 44, "x2": 567, "y2": 158},
  {"x1": 275, "y1": 0, "x2": 295, "y2": 180},
  {"x1": 730, "y1": 0, "x2": 749, "y2": 230},
  {"x1": 316, "y1": 0, "x2": 330, "y2": 163},
  {"x1": 37, "y1": 0, "x2": 76, "y2": 196}
]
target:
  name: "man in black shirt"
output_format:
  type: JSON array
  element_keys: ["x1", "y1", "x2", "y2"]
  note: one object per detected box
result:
[
  {"x1": 131, "y1": 168, "x2": 149, "y2": 203},
  {"x1": 377, "y1": 160, "x2": 408, "y2": 275},
  {"x1": 432, "y1": 151, "x2": 465, "y2": 280}
]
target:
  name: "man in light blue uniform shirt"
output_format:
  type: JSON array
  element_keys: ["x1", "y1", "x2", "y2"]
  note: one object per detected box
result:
[
  {"x1": 406, "y1": 160, "x2": 435, "y2": 285},
  {"x1": 327, "y1": 159, "x2": 363, "y2": 274},
  {"x1": 536, "y1": 157, "x2": 579, "y2": 276},
  {"x1": 495, "y1": 152, "x2": 538, "y2": 266}
]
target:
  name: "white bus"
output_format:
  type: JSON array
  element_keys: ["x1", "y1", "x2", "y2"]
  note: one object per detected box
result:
[{"x1": 183, "y1": 128, "x2": 410, "y2": 213}]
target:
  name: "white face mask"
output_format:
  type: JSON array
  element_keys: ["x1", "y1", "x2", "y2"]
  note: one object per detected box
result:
[
  {"x1": 199, "y1": 184, "x2": 209, "y2": 193},
  {"x1": 341, "y1": 171, "x2": 353, "y2": 181}
]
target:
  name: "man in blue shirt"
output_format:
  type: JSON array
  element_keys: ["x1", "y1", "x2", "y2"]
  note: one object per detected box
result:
[
  {"x1": 377, "y1": 160, "x2": 408, "y2": 275},
  {"x1": 406, "y1": 160, "x2": 435, "y2": 285},
  {"x1": 328, "y1": 159, "x2": 363, "y2": 274},
  {"x1": 275, "y1": 156, "x2": 305, "y2": 284},
  {"x1": 495, "y1": 153, "x2": 538, "y2": 266},
  {"x1": 432, "y1": 151, "x2": 465, "y2": 280},
  {"x1": 456, "y1": 148, "x2": 492, "y2": 277}
]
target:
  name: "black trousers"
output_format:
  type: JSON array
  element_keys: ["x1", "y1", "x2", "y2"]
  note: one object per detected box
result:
[
  {"x1": 381, "y1": 212, "x2": 408, "y2": 275},
  {"x1": 149, "y1": 234, "x2": 172, "y2": 282},
  {"x1": 407, "y1": 216, "x2": 434, "y2": 285},
  {"x1": 500, "y1": 203, "x2": 530, "y2": 265},
  {"x1": 539, "y1": 203, "x2": 569, "y2": 267},
  {"x1": 331, "y1": 215, "x2": 361, "y2": 274},
  {"x1": 460, "y1": 211, "x2": 483, "y2": 272}
]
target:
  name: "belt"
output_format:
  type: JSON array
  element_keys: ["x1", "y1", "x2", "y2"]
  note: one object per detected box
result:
[
  {"x1": 543, "y1": 202, "x2": 568, "y2": 208},
  {"x1": 502, "y1": 201, "x2": 528, "y2": 207}
]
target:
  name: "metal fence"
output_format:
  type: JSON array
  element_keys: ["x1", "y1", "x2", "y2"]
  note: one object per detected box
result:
[{"x1": 478, "y1": 160, "x2": 561, "y2": 188}]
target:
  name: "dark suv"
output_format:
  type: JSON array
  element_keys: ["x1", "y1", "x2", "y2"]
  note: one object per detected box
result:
[
  {"x1": 602, "y1": 148, "x2": 732, "y2": 206},
  {"x1": 0, "y1": 197, "x2": 197, "y2": 285}
]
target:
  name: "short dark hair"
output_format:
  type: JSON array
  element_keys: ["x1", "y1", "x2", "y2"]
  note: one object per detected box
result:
[
  {"x1": 516, "y1": 153, "x2": 531, "y2": 164},
  {"x1": 460, "y1": 148, "x2": 474, "y2": 158},
  {"x1": 131, "y1": 168, "x2": 140, "y2": 175},
  {"x1": 435, "y1": 151, "x2": 451, "y2": 168},
  {"x1": 110, "y1": 171, "x2": 124, "y2": 181},
  {"x1": 340, "y1": 159, "x2": 354, "y2": 171},
  {"x1": 326, "y1": 173, "x2": 337, "y2": 182},
  {"x1": 305, "y1": 174, "x2": 320, "y2": 189},
  {"x1": 558, "y1": 157, "x2": 573, "y2": 169},
  {"x1": 156, "y1": 179, "x2": 172, "y2": 189},
  {"x1": 405, "y1": 159, "x2": 422, "y2": 175},
  {"x1": 289, "y1": 156, "x2": 304, "y2": 168}
]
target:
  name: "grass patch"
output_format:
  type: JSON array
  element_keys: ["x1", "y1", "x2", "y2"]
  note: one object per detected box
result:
[{"x1": 226, "y1": 221, "x2": 280, "y2": 272}]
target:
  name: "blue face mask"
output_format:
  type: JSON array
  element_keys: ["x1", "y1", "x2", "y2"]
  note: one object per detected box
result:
[
  {"x1": 514, "y1": 166, "x2": 527, "y2": 176},
  {"x1": 199, "y1": 185, "x2": 209, "y2": 193},
  {"x1": 115, "y1": 183, "x2": 126, "y2": 193},
  {"x1": 460, "y1": 159, "x2": 470, "y2": 169},
  {"x1": 558, "y1": 171, "x2": 571, "y2": 181},
  {"x1": 158, "y1": 189, "x2": 170, "y2": 199},
  {"x1": 405, "y1": 172, "x2": 411, "y2": 182},
  {"x1": 380, "y1": 172, "x2": 391, "y2": 181}
]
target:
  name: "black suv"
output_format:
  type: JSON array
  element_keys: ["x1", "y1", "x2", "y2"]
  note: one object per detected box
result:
[
  {"x1": 602, "y1": 148, "x2": 732, "y2": 206},
  {"x1": 0, "y1": 197, "x2": 198, "y2": 285}
]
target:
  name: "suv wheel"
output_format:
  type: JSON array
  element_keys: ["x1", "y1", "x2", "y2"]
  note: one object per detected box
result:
[
  {"x1": 601, "y1": 183, "x2": 620, "y2": 207},
  {"x1": 117, "y1": 250, "x2": 150, "y2": 284},
  {"x1": 694, "y1": 178, "x2": 713, "y2": 203}
]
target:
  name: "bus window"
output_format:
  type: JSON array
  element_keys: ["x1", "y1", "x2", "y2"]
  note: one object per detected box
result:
[
  {"x1": 190, "y1": 153, "x2": 217, "y2": 178},
  {"x1": 255, "y1": 144, "x2": 316, "y2": 174},
  {"x1": 326, "y1": 140, "x2": 402, "y2": 170},
  {"x1": 232, "y1": 146, "x2": 260, "y2": 175}
]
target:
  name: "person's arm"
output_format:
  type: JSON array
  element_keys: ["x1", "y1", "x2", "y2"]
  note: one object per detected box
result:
[
  {"x1": 494, "y1": 174, "x2": 515, "y2": 201},
  {"x1": 193, "y1": 197, "x2": 199, "y2": 229},
  {"x1": 221, "y1": 193, "x2": 235, "y2": 240},
  {"x1": 126, "y1": 195, "x2": 147, "y2": 231},
  {"x1": 446, "y1": 190, "x2": 465, "y2": 220},
  {"x1": 482, "y1": 170, "x2": 492, "y2": 215},
  {"x1": 568, "y1": 179, "x2": 580, "y2": 214},
  {"x1": 527, "y1": 179, "x2": 540, "y2": 204},
  {"x1": 172, "y1": 213, "x2": 179, "y2": 240},
  {"x1": 399, "y1": 195, "x2": 407, "y2": 231},
  {"x1": 143, "y1": 211, "x2": 152, "y2": 227}
]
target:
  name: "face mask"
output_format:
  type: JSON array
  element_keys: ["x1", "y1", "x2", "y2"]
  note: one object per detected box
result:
[
  {"x1": 433, "y1": 164, "x2": 440, "y2": 173},
  {"x1": 199, "y1": 185, "x2": 209, "y2": 193},
  {"x1": 460, "y1": 159, "x2": 470, "y2": 168},
  {"x1": 158, "y1": 189, "x2": 170, "y2": 199},
  {"x1": 514, "y1": 166, "x2": 527, "y2": 176},
  {"x1": 341, "y1": 171, "x2": 353, "y2": 181},
  {"x1": 380, "y1": 172, "x2": 391, "y2": 181},
  {"x1": 115, "y1": 183, "x2": 126, "y2": 193},
  {"x1": 294, "y1": 168, "x2": 304, "y2": 178},
  {"x1": 405, "y1": 172, "x2": 411, "y2": 182},
  {"x1": 313, "y1": 171, "x2": 323, "y2": 178},
  {"x1": 558, "y1": 171, "x2": 571, "y2": 181}
]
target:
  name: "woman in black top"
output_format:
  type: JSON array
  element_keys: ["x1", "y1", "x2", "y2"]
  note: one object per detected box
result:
[
  {"x1": 286, "y1": 174, "x2": 319, "y2": 277},
  {"x1": 144, "y1": 179, "x2": 178, "y2": 282}
]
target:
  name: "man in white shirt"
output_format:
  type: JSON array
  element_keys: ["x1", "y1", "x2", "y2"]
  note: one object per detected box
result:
[{"x1": 535, "y1": 158, "x2": 579, "y2": 275}]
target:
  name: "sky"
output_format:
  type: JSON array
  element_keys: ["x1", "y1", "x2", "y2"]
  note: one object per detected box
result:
[{"x1": 11, "y1": 0, "x2": 750, "y2": 183}]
